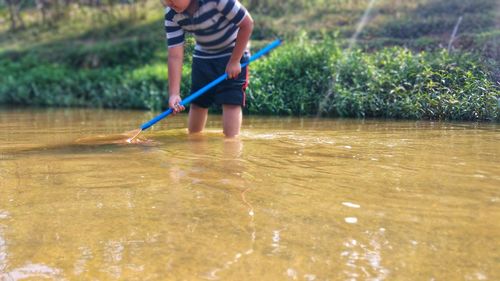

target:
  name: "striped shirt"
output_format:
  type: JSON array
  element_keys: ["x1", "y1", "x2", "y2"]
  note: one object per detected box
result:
[{"x1": 164, "y1": 0, "x2": 249, "y2": 59}]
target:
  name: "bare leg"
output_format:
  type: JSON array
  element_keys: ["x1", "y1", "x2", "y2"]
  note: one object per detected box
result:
[
  {"x1": 222, "y1": 104, "x2": 242, "y2": 138},
  {"x1": 188, "y1": 104, "x2": 208, "y2": 134}
]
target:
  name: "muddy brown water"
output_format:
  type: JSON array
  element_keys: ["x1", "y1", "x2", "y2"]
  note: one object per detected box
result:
[{"x1": 0, "y1": 108, "x2": 499, "y2": 280}]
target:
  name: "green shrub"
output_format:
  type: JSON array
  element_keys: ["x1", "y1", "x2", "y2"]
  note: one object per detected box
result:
[
  {"x1": 247, "y1": 37, "x2": 499, "y2": 121},
  {"x1": 321, "y1": 47, "x2": 499, "y2": 120},
  {"x1": 248, "y1": 35, "x2": 337, "y2": 115},
  {"x1": 0, "y1": 59, "x2": 191, "y2": 110},
  {"x1": 1, "y1": 35, "x2": 498, "y2": 121}
]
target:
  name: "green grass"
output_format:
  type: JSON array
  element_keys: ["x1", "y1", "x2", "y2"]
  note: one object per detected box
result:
[
  {"x1": 248, "y1": 37, "x2": 499, "y2": 120},
  {"x1": 2, "y1": 0, "x2": 498, "y2": 53},
  {"x1": 1, "y1": 35, "x2": 497, "y2": 120},
  {"x1": 0, "y1": 0, "x2": 498, "y2": 120}
]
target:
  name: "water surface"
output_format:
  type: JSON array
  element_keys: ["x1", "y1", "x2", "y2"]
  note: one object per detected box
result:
[{"x1": 0, "y1": 108, "x2": 499, "y2": 280}]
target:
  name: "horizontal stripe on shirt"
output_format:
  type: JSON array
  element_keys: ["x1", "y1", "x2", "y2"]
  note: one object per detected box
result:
[{"x1": 165, "y1": 0, "x2": 249, "y2": 58}]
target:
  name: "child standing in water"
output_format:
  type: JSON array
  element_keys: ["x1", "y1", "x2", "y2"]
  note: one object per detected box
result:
[{"x1": 163, "y1": 0, "x2": 254, "y2": 137}]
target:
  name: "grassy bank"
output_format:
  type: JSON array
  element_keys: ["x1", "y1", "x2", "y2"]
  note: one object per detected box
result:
[
  {"x1": 0, "y1": 0, "x2": 499, "y2": 120},
  {"x1": 249, "y1": 37, "x2": 499, "y2": 120},
  {"x1": 1, "y1": 36, "x2": 498, "y2": 120}
]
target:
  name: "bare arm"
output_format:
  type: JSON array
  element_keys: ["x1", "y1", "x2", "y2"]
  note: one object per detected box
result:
[
  {"x1": 168, "y1": 45, "x2": 185, "y2": 113},
  {"x1": 226, "y1": 14, "x2": 254, "y2": 79}
]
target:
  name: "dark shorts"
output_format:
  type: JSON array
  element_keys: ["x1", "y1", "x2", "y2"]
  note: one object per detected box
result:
[{"x1": 190, "y1": 52, "x2": 250, "y2": 108}]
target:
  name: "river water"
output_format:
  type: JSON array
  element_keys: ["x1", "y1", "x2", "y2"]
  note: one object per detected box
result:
[{"x1": 0, "y1": 108, "x2": 499, "y2": 280}]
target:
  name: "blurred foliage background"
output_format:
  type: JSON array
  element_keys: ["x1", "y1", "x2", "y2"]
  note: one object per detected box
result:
[{"x1": 0, "y1": 0, "x2": 499, "y2": 120}]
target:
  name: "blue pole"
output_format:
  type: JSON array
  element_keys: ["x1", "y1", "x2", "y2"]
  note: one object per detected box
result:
[{"x1": 139, "y1": 39, "x2": 282, "y2": 131}]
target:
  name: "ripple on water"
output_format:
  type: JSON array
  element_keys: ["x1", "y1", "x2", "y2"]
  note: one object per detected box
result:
[
  {"x1": 2, "y1": 263, "x2": 64, "y2": 280},
  {"x1": 1, "y1": 111, "x2": 499, "y2": 280},
  {"x1": 0, "y1": 211, "x2": 10, "y2": 219}
]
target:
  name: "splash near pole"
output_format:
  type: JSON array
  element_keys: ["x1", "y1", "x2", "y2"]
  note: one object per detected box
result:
[{"x1": 128, "y1": 39, "x2": 282, "y2": 143}]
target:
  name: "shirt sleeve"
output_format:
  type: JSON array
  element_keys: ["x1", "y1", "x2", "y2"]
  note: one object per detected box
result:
[
  {"x1": 164, "y1": 7, "x2": 185, "y2": 48},
  {"x1": 216, "y1": 0, "x2": 249, "y2": 26}
]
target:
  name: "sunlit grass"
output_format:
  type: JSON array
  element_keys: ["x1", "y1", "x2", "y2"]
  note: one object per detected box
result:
[
  {"x1": 0, "y1": 1, "x2": 164, "y2": 52},
  {"x1": 1, "y1": 0, "x2": 497, "y2": 52},
  {"x1": 128, "y1": 63, "x2": 166, "y2": 81}
]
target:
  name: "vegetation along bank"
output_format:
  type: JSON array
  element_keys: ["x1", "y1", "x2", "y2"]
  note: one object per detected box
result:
[{"x1": 1, "y1": 0, "x2": 499, "y2": 120}]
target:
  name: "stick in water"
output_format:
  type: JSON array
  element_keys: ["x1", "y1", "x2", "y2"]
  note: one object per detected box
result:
[{"x1": 127, "y1": 39, "x2": 282, "y2": 143}]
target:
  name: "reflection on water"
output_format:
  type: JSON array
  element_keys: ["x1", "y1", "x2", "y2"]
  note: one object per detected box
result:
[
  {"x1": 341, "y1": 228, "x2": 389, "y2": 280},
  {"x1": 0, "y1": 108, "x2": 499, "y2": 280},
  {"x1": 0, "y1": 211, "x2": 7, "y2": 273},
  {"x1": 1, "y1": 211, "x2": 64, "y2": 280}
]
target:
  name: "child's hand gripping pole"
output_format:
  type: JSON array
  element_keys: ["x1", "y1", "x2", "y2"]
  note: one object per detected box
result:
[{"x1": 127, "y1": 39, "x2": 282, "y2": 142}]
